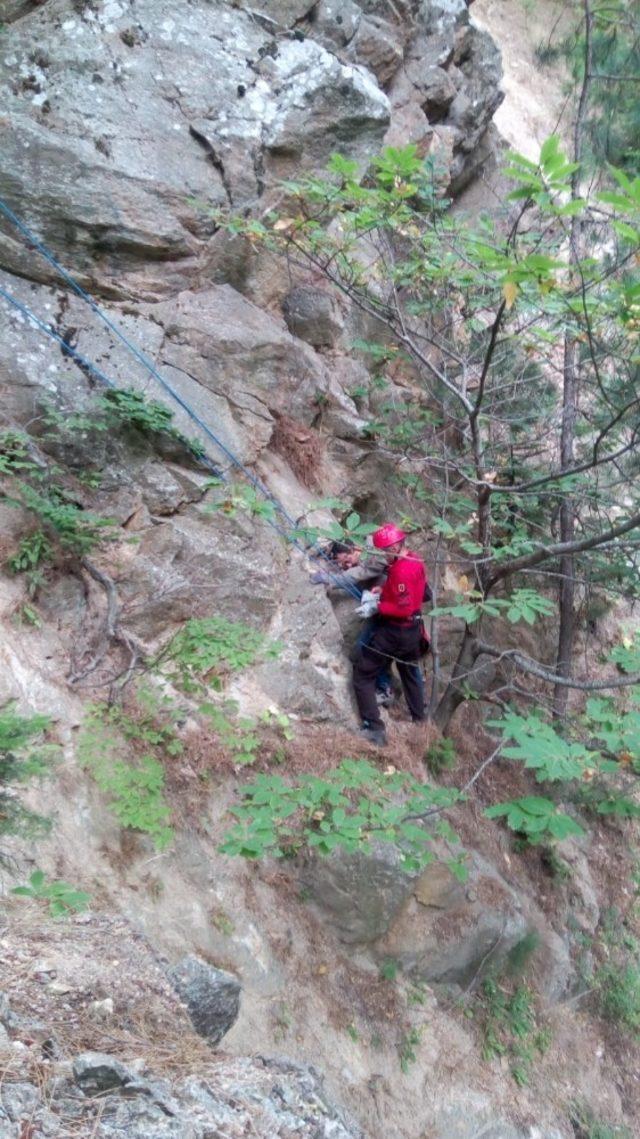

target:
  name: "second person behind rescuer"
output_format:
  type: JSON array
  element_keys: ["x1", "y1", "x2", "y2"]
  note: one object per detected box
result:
[{"x1": 353, "y1": 523, "x2": 430, "y2": 746}]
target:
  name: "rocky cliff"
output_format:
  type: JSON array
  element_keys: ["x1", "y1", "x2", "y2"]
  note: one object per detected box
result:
[{"x1": 0, "y1": 0, "x2": 503, "y2": 725}]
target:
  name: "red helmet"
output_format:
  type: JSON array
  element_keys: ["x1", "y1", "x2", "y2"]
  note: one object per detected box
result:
[{"x1": 372, "y1": 523, "x2": 406, "y2": 549}]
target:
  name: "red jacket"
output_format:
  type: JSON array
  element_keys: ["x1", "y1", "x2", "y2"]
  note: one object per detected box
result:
[{"x1": 378, "y1": 550, "x2": 427, "y2": 620}]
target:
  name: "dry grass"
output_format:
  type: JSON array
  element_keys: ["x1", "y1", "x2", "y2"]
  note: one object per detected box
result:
[{"x1": 269, "y1": 412, "x2": 324, "y2": 490}]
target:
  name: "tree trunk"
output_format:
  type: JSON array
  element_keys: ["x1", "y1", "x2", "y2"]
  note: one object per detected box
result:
[
  {"x1": 433, "y1": 627, "x2": 479, "y2": 732},
  {"x1": 553, "y1": 336, "x2": 578, "y2": 719},
  {"x1": 553, "y1": 0, "x2": 592, "y2": 720}
]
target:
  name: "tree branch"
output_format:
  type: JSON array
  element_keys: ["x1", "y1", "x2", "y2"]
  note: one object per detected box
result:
[
  {"x1": 475, "y1": 640, "x2": 640, "y2": 690},
  {"x1": 486, "y1": 508, "x2": 640, "y2": 589}
]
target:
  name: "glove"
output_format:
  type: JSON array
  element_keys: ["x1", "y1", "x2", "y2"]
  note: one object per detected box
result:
[{"x1": 355, "y1": 589, "x2": 380, "y2": 618}]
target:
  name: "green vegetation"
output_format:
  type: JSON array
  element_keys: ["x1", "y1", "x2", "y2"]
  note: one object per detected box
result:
[
  {"x1": 379, "y1": 957, "x2": 400, "y2": 982},
  {"x1": 478, "y1": 979, "x2": 551, "y2": 1086},
  {"x1": 155, "y1": 615, "x2": 281, "y2": 695},
  {"x1": 570, "y1": 1102, "x2": 632, "y2": 1139},
  {"x1": 424, "y1": 736, "x2": 456, "y2": 776},
  {"x1": 78, "y1": 703, "x2": 174, "y2": 851},
  {"x1": 41, "y1": 386, "x2": 205, "y2": 459},
  {"x1": 11, "y1": 869, "x2": 90, "y2": 919},
  {"x1": 98, "y1": 387, "x2": 205, "y2": 457},
  {"x1": 398, "y1": 1026, "x2": 421, "y2": 1074},
  {"x1": 595, "y1": 910, "x2": 640, "y2": 1039},
  {"x1": 536, "y1": 0, "x2": 640, "y2": 176},
  {"x1": 0, "y1": 704, "x2": 57, "y2": 858},
  {"x1": 0, "y1": 430, "x2": 116, "y2": 567},
  {"x1": 219, "y1": 758, "x2": 464, "y2": 872},
  {"x1": 293, "y1": 500, "x2": 378, "y2": 546},
  {"x1": 597, "y1": 957, "x2": 640, "y2": 1036},
  {"x1": 216, "y1": 134, "x2": 640, "y2": 787},
  {"x1": 77, "y1": 613, "x2": 284, "y2": 841},
  {"x1": 205, "y1": 480, "x2": 278, "y2": 524}
]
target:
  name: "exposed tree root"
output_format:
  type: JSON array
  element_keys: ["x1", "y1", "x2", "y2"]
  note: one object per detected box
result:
[{"x1": 67, "y1": 557, "x2": 145, "y2": 699}]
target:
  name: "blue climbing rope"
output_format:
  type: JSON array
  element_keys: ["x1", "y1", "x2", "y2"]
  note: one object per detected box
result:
[
  {"x1": 0, "y1": 283, "x2": 117, "y2": 392},
  {"x1": 0, "y1": 198, "x2": 301, "y2": 534},
  {"x1": 0, "y1": 210, "x2": 364, "y2": 600}
]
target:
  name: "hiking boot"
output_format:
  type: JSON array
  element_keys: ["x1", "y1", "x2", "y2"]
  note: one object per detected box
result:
[{"x1": 359, "y1": 726, "x2": 387, "y2": 747}]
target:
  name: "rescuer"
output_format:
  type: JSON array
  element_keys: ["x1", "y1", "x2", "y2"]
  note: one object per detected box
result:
[{"x1": 353, "y1": 524, "x2": 430, "y2": 746}]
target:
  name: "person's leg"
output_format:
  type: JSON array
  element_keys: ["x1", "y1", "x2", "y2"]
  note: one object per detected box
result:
[
  {"x1": 397, "y1": 661, "x2": 425, "y2": 721},
  {"x1": 357, "y1": 620, "x2": 392, "y2": 696},
  {"x1": 376, "y1": 665, "x2": 393, "y2": 698},
  {"x1": 395, "y1": 626, "x2": 426, "y2": 722},
  {"x1": 353, "y1": 625, "x2": 396, "y2": 731},
  {"x1": 407, "y1": 662, "x2": 425, "y2": 716}
]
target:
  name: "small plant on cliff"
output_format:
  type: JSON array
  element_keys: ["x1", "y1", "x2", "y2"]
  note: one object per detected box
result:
[
  {"x1": 594, "y1": 912, "x2": 640, "y2": 1039},
  {"x1": 424, "y1": 736, "x2": 456, "y2": 776},
  {"x1": 478, "y1": 979, "x2": 550, "y2": 1086},
  {"x1": 205, "y1": 480, "x2": 279, "y2": 524},
  {"x1": 219, "y1": 758, "x2": 464, "y2": 873},
  {"x1": 11, "y1": 869, "x2": 90, "y2": 919},
  {"x1": 0, "y1": 704, "x2": 57, "y2": 861},
  {"x1": 41, "y1": 388, "x2": 206, "y2": 459},
  {"x1": 398, "y1": 1026, "x2": 421, "y2": 1074},
  {"x1": 1, "y1": 429, "x2": 116, "y2": 566},
  {"x1": 99, "y1": 388, "x2": 205, "y2": 455},
  {"x1": 78, "y1": 703, "x2": 174, "y2": 851},
  {"x1": 154, "y1": 615, "x2": 281, "y2": 695}
]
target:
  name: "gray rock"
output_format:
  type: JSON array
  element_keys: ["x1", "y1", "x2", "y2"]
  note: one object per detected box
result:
[
  {"x1": 376, "y1": 851, "x2": 533, "y2": 987},
  {"x1": 0, "y1": 1025, "x2": 11, "y2": 1054},
  {"x1": 313, "y1": 1, "x2": 363, "y2": 50},
  {"x1": 348, "y1": 15, "x2": 404, "y2": 86},
  {"x1": 0, "y1": 993, "x2": 16, "y2": 1031},
  {"x1": 0, "y1": 2, "x2": 389, "y2": 297},
  {"x1": 73, "y1": 1052, "x2": 132, "y2": 1094},
  {"x1": 299, "y1": 843, "x2": 422, "y2": 943},
  {"x1": 167, "y1": 955, "x2": 241, "y2": 1046},
  {"x1": 420, "y1": 0, "x2": 469, "y2": 34},
  {"x1": 0, "y1": 1054, "x2": 364, "y2": 1138},
  {"x1": 235, "y1": 0, "x2": 318, "y2": 25},
  {"x1": 282, "y1": 286, "x2": 344, "y2": 348}
]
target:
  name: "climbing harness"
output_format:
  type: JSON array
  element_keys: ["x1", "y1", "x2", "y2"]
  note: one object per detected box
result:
[{"x1": 0, "y1": 200, "x2": 362, "y2": 600}]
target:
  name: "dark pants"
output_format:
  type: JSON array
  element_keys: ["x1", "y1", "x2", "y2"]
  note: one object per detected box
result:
[
  {"x1": 357, "y1": 621, "x2": 423, "y2": 696},
  {"x1": 353, "y1": 621, "x2": 425, "y2": 730}
]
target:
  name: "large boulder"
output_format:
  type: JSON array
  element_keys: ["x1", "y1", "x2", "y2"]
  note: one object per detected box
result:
[
  {"x1": 282, "y1": 285, "x2": 345, "y2": 348},
  {"x1": 299, "y1": 843, "x2": 423, "y2": 944},
  {"x1": 376, "y1": 851, "x2": 532, "y2": 987}
]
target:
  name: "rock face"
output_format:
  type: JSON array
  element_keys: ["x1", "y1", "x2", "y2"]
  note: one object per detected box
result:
[
  {"x1": 377, "y1": 851, "x2": 531, "y2": 986},
  {"x1": 0, "y1": 0, "x2": 501, "y2": 298},
  {"x1": 300, "y1": 843, "x2": 575, "y2": 999},
  {"x1": 0, "y1": 0, "x2": 505, "y2": 721},
  {"x1": 0, "y1": 0, "x2": 388, "y2": 298},
  {"x1": 2, "y1": 1053, "x2": 362, "y2": 1139},
  {"x1": 167, "y1": 955, "x2": 241, "y2": 1047}
]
